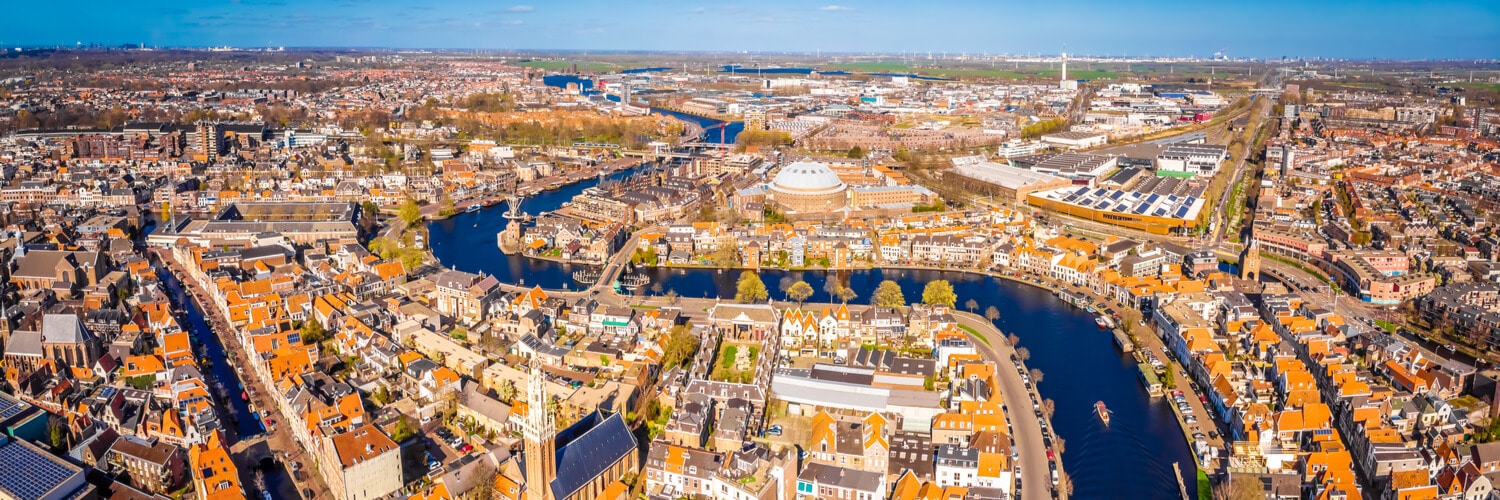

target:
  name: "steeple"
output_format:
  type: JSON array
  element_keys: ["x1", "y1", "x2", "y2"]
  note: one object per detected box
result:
[{"x1": 522, "y1": 359, "x2": 556, "y2": 500}]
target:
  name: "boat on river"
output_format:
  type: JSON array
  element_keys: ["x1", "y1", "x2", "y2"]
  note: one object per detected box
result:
[
  {"x1": 1096, "y1": 315, "x2": 1114, "y2": 329},
  {"x1": 465, "y1": 204, "x2": 481, "y2": 214},
  {"x1": 1097, "y1": 401, "x2": 1111, "y2": 425}
]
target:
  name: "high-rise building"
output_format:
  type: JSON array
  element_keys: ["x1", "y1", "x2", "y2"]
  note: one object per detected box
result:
[{"x1": 196, "y1": 122, "x2": 222, "y2": 161}]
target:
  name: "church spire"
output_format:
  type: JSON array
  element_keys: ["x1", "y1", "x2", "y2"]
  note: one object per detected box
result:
[{"x1": 522, "y1": 358, "x2": 556, "y2": 500}]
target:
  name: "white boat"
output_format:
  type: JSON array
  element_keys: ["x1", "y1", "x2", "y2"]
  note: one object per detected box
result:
[{"x1": 465, "y1": 204, "x2": 481, "y2": 214}]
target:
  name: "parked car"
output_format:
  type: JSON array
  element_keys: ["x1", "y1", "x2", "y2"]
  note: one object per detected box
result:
[{"x1": 766, "y1": 425, "x2": 783, "y2": 436}]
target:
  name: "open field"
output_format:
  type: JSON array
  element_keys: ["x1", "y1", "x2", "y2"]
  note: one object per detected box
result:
[{"x1": 517, "y1": 60, "x2": 619, "y2": 72}]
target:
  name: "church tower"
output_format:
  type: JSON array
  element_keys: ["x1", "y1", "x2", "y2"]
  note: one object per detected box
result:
[
  {"x1": 522, "y1": 360, "x2": 557, "y2": 500},
  {"x1": 1239, "y1": 239, "x2": 1261, "y2": 281}
]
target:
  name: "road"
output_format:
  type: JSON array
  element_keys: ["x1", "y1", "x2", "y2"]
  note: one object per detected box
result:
[
  {"x1": 956, "y1": 311, "x2": 1064, "y2": 500},
  {"x1": 155, "y1": 250, "x2": 331, "y2": 500},
  {"x1": 1211, "y1": 96, "x2": 1274, "y2": 245}
]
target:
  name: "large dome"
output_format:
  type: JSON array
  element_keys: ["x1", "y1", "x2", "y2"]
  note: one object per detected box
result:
[{"x1": 770, "y1": 161, "x2": 845, "y2": 195}]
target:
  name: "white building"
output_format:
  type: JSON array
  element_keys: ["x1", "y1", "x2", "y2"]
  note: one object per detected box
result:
[{"x1": 1040, "y1": 131, "x2": 1107, "y2": 149}]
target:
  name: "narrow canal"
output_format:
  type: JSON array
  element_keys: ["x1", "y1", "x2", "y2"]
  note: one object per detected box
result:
[{"x1": 158, "y1": 266, "x2": 263, "y2": 441}]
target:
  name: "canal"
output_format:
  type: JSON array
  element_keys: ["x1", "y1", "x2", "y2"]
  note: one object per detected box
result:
[
  {"x1": 649, "y1": 108, "x2": 742, "y2": 144},
  {"x1": 157, "y1": 264, "x2": 262, "y2": 440},
  {"x1": 429, "y1": 201, "x2": 1197, "y2": 498},
  {"x1": 426, "y1": 163, "x2": 652, "y2": 288},
  {"x1": 158, "y1": 257, "x2": 302, "y2": 498}
]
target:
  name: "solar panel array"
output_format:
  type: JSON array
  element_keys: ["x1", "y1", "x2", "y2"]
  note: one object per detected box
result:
[
  {"x1": 1039, "y1": 184, "x2": 1205, "y2": 222},
  {"x1": 0, "y1": 440, "x2": 81, "y2": 500},
  {"x1": 0, "y1": 396, "x2": 25, "y2": 421}
]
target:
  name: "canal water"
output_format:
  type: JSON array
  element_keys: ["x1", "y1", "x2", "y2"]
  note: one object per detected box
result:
[
  {"x1": 429, "y1": 202, "x2": 1197, "y2": 498},
  {"x1": 157, "y1": 265, "x2": 262, "y2": 439},
  {"x1": 426, "y1": 164, "x2": 651, "y2": 288},
  {"x1": 649, "y1": 107, "x2": 742, "y2": 144}
]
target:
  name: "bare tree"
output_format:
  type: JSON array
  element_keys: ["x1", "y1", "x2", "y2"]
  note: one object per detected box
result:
[
  {"x1": 1016, "y1": 347, "x2": 1031, "y2": 361},
  {"x1": 1029, "y1": 368, "x2": 1044, "y2": 384},
  {"x1": 965, "y1": 298, "x2": 978, "y2": 312},
  {"x1": 1212, "y1": 473, "x2": 1263, "y2": 500},
  {"x1": 984, "y1": 306, "x2": 1000, "y2": 323},
  {"x1": 1007, "y1": 333, "x2": 1021, "y2": 346},
  {"x1": 1041, "y1": 398, "x2": 1056, "y2": 419}
]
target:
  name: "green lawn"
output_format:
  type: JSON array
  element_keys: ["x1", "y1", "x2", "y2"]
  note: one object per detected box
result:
[
  {"x1": 517, "y1": 60, "x2": 619, "y2": 72},
  {"x1": 1197, "y1": 469, "x2": 1212, "y2": 500},
  {"x1": 958, "y1": 324, "x2": 992, "y2": 346},
  {"x1": 1373, "y1": 320, "x2": 1398, "y2": 333},
  {"x1": 1034, "y1": 68, "x2": 1121, "y2": 80},
  {"x1": 822, "y1": 61, "x2": 918, "y2": 73}
]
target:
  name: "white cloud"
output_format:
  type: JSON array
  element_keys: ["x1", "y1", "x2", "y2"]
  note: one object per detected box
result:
[
  {"x1": 819, "y1": 5, "x2": 855, "y2": 12},
  {"x1": 503, "y1": 5, "x2": 535, "y2": 13}
]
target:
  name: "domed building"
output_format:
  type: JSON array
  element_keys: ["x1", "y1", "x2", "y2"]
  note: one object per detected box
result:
[{"x1": 768, "y1": 161, "x2": 847, "y2": 213}]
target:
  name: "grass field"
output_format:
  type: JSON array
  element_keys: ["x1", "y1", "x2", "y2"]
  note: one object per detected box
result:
[
  {"x1": 1450, "y1": 82, "x2": 1500, "y2": 92},
  {"x1": 517, "y1": 60, "x2": 619, "y2": 72},
  {"x1": 820, "y1": 61, "x2": 1129, "y2": 81},
  {"x1": 958, "y1": 324, "x2": 992, "y2": 346}
]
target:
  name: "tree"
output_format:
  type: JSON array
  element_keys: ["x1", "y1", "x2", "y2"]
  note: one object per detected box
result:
[
  {"x1": 786, "y1": 281, "x2": 814, "y2": 306},
  {"x1": 847, "y1": 146, "x2": 865, "y2": 159},
  {"x1": 1041, "y1": 398, "x2": 1056, "y2": 419},
  {"x1": 1029, "y1": 368, "x2": 1044, "y2": 384},
  {"x1": 872, "y1": 280, "x2": 906, "y2": 309},
  {"x1": 922, "y1": 280, "x2": 957, "y2": 308},
  {"x1": 965, "y1": 298, "x2": 979, "y2": 312},
  {"x1": 984, "y1": 306, "x2": 1001, "y2": 323},
  {"x1": 47, "y1": 418, "x2": 67, "y2": 451},
  {"x1": 1161, "y1": 365, "x2": 1176, "y2": 390},
  {"x1": 735, "y1": 271, "x2": 769, "y2": 303},
  {"x1": 390, "y1": 415, "x2": 417, "y2": 442},
  {"x1": 300, "y1": 318, "x2": 327, "y2": 344},
  {"x1": 126, "y1": 374, "x2": 155, "y2": 390},
  {"x1": 497, "y1": 380, "x2": 517, "y2": 403},
  {"x1": 399, "y1": 198, "x2": 423, "y2": 227},
  {"x1": 362, "y1": 201, "x2": 379, "y2": 219},
  {"x1": 370, "y1": 385, "x2": 392, "y2": 406},
  {"x1": 1016, "y1": 347, "x2": 1031, "y2": 361},
  {"x1": 661, "y1": 326, "x2": 701, "y2": 370},
  {"x1": 835, "y1": 285, "x2": 858, "y2": 304},
  {"x1": 1213, "y1": 474, "x2": 1264, "y2": 500},
  {"x1": 1007, "y1": 333, "x2": 1021, "y2": 346}
]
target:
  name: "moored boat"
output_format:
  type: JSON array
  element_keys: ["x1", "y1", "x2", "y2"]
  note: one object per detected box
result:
[{"x1": 465, "y1": 204, "x2": 481, "y2": 214}]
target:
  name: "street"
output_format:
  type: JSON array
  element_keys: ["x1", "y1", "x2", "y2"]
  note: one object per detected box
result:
[
  {"x1": 956, "y1": 312, "x2": 1064, "y2": 500},
  {"x1": 155, "y1": 250, "x2": 331, "y2": 500}
]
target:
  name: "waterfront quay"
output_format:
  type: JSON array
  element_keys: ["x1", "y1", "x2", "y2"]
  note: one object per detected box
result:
[{"x1": 433, "y1": 201, "x2": 1200, "y2": 499}]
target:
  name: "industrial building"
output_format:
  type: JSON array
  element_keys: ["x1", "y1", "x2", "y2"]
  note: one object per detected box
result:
[{"x1": 1028, "y1": 182, "x2": 1208, "y2": 235}]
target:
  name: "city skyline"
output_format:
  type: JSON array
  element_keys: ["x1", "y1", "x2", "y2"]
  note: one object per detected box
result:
[{"x1": 8, "y1": 0, "x2": 1500, "y2": 59}]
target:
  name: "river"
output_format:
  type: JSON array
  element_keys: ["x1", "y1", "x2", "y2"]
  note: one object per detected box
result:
[
  {"x1": 429, "y1": 202, "x2": 1197, "y2": 498},
  {"x1": 649, "y1": 107, "x2": 743, "y2": 144},
  {"x1": 426, "y1": 164, "x2": 651, "y2": 288}
]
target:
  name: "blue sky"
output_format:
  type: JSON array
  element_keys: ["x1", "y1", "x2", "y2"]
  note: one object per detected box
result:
[{"x1": 7, "y1": 0, "x2": 1498, "y2": 59}]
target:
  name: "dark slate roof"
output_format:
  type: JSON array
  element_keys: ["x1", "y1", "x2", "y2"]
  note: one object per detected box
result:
[
  {"x1": 549, "y1": 411, "x2": 637, "y2": 499},
  {"x1": 42, "y1": 314, "x2": 94, "y2": 344}
]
